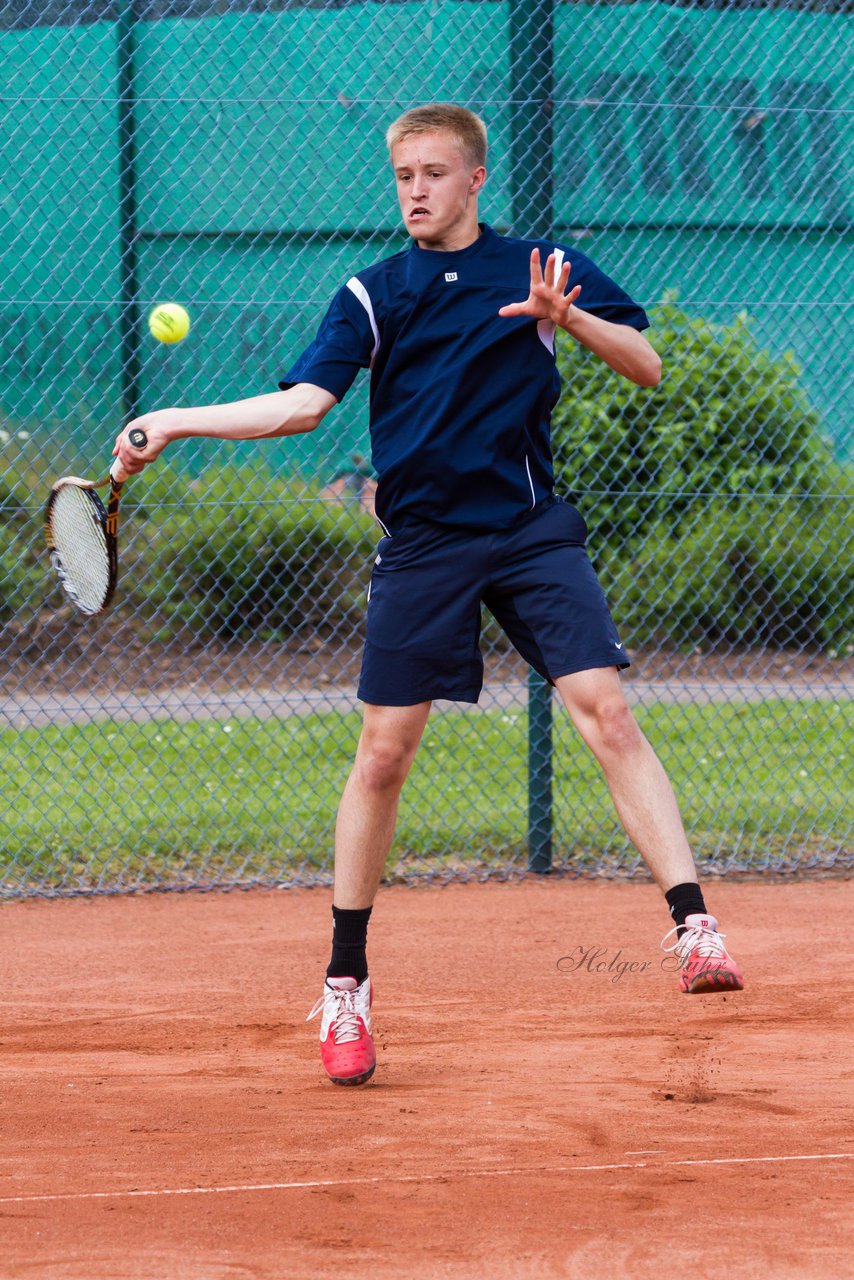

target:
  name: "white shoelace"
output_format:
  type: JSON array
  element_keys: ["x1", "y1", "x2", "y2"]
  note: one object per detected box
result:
[
  {"x1": 306, "y1": 986, "x2": 362, "y2": 1044},
  {"x1": 660, "y1": 922, "x2": 731, "y2": 966}
]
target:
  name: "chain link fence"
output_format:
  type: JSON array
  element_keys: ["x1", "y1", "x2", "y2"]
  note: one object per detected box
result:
[{"x1": 1, "y1": 0, "x2": 851, "y2": 896}]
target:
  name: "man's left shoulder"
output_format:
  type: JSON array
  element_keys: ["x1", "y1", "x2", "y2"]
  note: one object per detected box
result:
[
  {"x1": 490, "y1": 228, "x2": 595, "y2": 271},
  {"x1": 487, "y1": 228, "x2": 549, "y2": 258}
]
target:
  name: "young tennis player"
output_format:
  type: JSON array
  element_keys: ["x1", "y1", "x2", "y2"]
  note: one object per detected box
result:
[{"x1": 115, "y1": 103, "x2": 744, "y2": 1088}]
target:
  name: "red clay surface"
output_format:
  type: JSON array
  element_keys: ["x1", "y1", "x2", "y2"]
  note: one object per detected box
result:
[{"x1": 1, "y1": 879, "x2": 853, "y2": 1279}]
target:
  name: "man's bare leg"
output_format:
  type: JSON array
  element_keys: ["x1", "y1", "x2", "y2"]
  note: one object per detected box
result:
[
  {"x1": 333, "y1": 701, "x2": 432, "y2": 908},
  {"x1": 554, "y1": 666, "x2": 743, "y2": 993},
  {"x1": 554, "y1": 666, "x2": 696, "y2": 891},
  {"x1": 308, "y1": 703, "x2": 433, "y2": 1086}
]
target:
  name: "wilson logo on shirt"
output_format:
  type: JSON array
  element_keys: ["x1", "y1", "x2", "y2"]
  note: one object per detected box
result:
[{"x1": 444, "y1": 272, "x2": 458, "y2": 282}]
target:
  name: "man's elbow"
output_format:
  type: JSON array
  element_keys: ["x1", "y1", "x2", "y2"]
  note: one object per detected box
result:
[
  {"x1": 274, "y1": 411, "x2": 318, "y2": 437},
  {"x1": 281, "y1": 384, "x2": 336, "y2": 435},
  {"x1": 635, "y1": 351, "x2": 662, "y2": 387},
  {"x1": 299, "y1": 408, "x2": 324, "y2": 434}
]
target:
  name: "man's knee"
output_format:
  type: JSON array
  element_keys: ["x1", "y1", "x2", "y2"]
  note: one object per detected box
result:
[
  {"x1": 578, "y1": 695, "x2": 644, "y2": 757},
  {"x1": 355, "y1": 731, "x2": 420, "y2": 793}
]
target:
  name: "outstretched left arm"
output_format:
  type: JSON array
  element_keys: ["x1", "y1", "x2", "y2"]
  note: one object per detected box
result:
[{"x1": 498, "y1": 248, "x2": 662, "y2": 387}]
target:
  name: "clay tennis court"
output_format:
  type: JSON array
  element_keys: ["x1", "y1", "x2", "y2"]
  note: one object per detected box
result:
[{"x1": 2, "y1": 877, "x2": 852, "y2": 1278}]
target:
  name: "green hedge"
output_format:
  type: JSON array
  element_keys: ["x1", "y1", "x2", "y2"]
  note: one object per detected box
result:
[
  {"x1": 553, "y1": 299, "x2": 832, "y2": 546},
  {"x1": 0, "y1": 464, "x2": 42, "y2": 624},
  {"x1": 549, "y1": 300, "x2": 850, "y2": 650},
  {"x1": 129, "y1": 470, "x2": 377, "y2": 640},
  {"x1": 0, "y1": 524, "x2": 37, "y2": 622},
  {"x1": 600, "y1": 484, "x2": 853, "y2": 650}
]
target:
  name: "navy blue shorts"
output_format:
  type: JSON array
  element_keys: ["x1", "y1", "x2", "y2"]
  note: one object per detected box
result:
[{"x1": 358, "y1": 497, "x2": 629, "y2": 706}]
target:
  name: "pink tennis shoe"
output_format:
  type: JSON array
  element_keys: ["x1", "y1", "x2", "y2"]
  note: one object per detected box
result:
[
  {"x1": 307, "y1": 976, "x2": 376, "y2": 1086},
  {"x1": 661, "y1": 913, "x2": 744, "y2": 994}
]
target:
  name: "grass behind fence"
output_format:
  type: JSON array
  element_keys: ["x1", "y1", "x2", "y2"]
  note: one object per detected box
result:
[{"x1": 3, "y1": 699, "x2": 851, "y2": 894}]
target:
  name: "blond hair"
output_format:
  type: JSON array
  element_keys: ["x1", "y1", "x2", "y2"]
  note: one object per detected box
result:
[{"x1": 386, "y1": 103, "x2": 487, "y2": 169}]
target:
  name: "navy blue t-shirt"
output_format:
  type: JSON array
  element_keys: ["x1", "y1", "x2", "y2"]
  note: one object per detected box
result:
[{"x1": 280, "y1": 224, "x2": 648, "y2": 532}]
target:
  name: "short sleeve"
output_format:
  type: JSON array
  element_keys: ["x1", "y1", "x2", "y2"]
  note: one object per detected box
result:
[
  {"x1": 555, "y1": 245, "x2": 649, "y2": 331},
  {"x1": 279, "y1": 279, "x2": 378, "y2": 401}
]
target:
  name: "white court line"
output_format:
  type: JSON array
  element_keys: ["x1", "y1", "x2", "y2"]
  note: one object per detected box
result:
[{"x1": 1, "y1": 1152, "x2": 853, "y2": 1206}]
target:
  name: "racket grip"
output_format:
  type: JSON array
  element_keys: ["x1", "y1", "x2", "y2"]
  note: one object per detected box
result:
[{"x1": 110, "y1": 428, "x2": 150, "y2": 482}]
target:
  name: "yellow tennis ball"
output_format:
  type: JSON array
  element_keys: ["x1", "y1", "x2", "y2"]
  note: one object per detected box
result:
[{"x1": 148, "y1": 302, "x2": 191, "y2": 344}]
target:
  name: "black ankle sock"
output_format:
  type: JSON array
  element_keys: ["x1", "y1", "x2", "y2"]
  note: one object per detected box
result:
[
  {"x1": 327, "y1": 904, "x2": 372, "y2": 984},
  {"x1": 665, "y1": 882, "x2": 708, "y2": 937}
]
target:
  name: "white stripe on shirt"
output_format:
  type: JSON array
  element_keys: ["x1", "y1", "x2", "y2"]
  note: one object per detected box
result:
[{"x1": 346, "y1": 277, "x2": 380, "y2": 365}]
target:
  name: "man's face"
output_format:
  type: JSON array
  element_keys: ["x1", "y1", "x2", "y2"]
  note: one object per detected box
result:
[{"x1": 391, "y1": 130, "x2": 486, "y2": 250}]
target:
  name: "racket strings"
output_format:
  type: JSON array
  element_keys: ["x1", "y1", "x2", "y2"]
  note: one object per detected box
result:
[{"x1": 48, "y1": 485, "x2": 111, "y2": 615}]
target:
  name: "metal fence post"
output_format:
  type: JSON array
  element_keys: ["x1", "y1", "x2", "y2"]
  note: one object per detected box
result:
[
  {"x1": 527, "y1": 670, "x2": 554, "y2": 873},
  {"x1": 510, "y1": 0, "x2": 555, "y2": 873},
  {"x1": 116, "y1": 0, "x2": 141, "y2": 423}
]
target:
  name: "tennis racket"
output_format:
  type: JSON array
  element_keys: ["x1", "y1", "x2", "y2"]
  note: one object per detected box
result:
[{"x1": 44, "y1": 427, "x2": 148, "y2": 616}]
